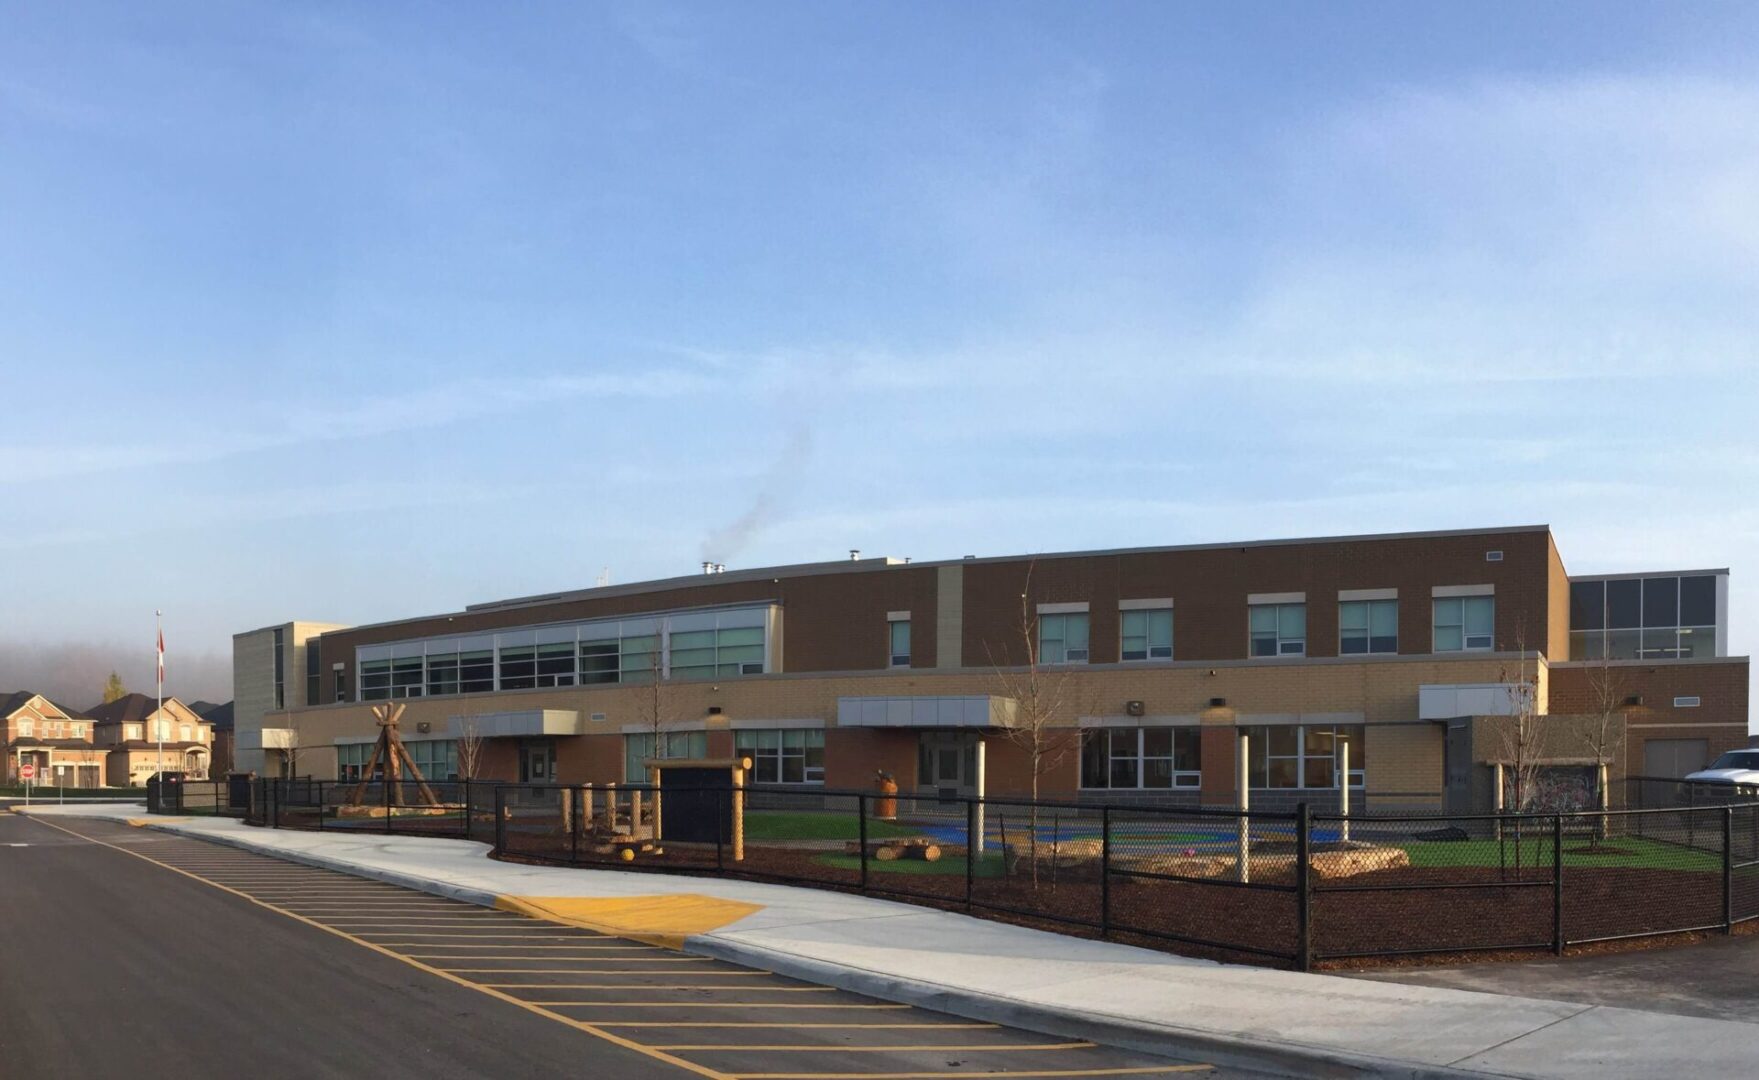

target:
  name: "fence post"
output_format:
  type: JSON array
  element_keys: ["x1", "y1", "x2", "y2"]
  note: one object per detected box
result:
[
  {"x1": 495, "y1": 785, "x2": 506, "y2": 854},
  {"x1": 1724, "y1": 806, "x2": 1735, "y2": 934},
  {"x1": 715, "y1": 786, "x2": 725, "y2": 872},
  {"x1": 1100, "y1": 804, "x2": 1112, "y2": 939},
  {"x1": 1295, "y1": 802, "x2": 1312, "y2": 972},
  {"x1": 385, "y1": 770, "x2": 393, "y2": 836},
  {"x1": 858, "y1": 792, "x2": 869, "y2": 894},
  {"x1": 572, "y1": 787, "x2": 581, "y2": 865},
  {"x1": 965, "y1": 798, "x2": 978, "y2": 912},
  {"x1": 316, "y1": 780, "x2": 324, "y2": 831},
  {"x1": 1552, "y1": 814, "x2": 1565, "y2": 955},
  {"x1": 463, "y1": 780, "x2": 472, "y2": 841}
]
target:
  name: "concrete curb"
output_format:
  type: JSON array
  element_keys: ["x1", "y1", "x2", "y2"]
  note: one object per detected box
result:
[
  {"x1": 123, "y1": 815, "x2": 1514, "y2": 1080},
  {"x1": 684, "y1": 934, "x2": 1496, "y2": 1080}
]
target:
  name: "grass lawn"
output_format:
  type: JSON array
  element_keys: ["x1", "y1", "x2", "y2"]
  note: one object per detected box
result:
[
  {"x1": 810, "y1": 851, "x2": 1011, "y2": 877},
  {"x1": 1398, "y1": 834, "x2": 1724, "y2": 873},
  {"x1": 743, "y1": 810, "x2": 919, "y2": 842}
]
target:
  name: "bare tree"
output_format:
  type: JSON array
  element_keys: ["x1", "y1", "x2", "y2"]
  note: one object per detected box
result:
[
  {"x1": 279, "y1": 708, "x2": 303, "y2": 780},
  {"x1": 1579, "y1": 652, "x2": 1628, "y2": 793},
  {"x1": 986, "y1": 562, "x2": 1081, "y2": 884},
  {"x1": 1494, "y1": 637, "x2": 1548, "y2": 814},
  {"x1": 456, "y1": 715, "x2": 486, "y2": 781},
  {"x1": 634, "y1": 629, "x2": 674, "y2": 781}
]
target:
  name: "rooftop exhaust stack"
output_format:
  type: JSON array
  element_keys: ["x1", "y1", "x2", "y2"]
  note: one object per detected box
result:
[
  {"x1": 702, "y1": 562, "x2": 713, "y2": 575},
  {"x1": 715, "y1": 563, "x2": 726, "y2": 574},
  {"x1": 849, "y1": 549, "x2": 861, "y2": 561}
]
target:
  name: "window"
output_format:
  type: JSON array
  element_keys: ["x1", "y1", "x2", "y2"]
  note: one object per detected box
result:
[
  {"x1": 1250, "y1": 603, "x2": 1305, "y2": 657},
  {"x1": 889, "y1": 619, "x2": 911, "y2": 668},
  {"x1": 497, "y1": 645, "x2": 536, "y2": 690},
  {"x1": 670, "y1": 625, "x2": 767, "y2": 681},
  {"x1": 1339, "y1": 600, "x2": 1397, "y2": 655},
  {"x1": 179, "y1": 725, "x2": 192, "y2": 742},
  {"x1": 1433, "y1": 596, "x2": 1493, "y2": 652},
  {"x1": 458, "y1": 650, "x2": 494, "y2": 694},
  {"x1": 391, "y1": 656, "x2": 424, "y2": 698},
  {"x1": 1243, "y1": 724, "x2": 1365, "y2": 788},
  {"x1": 405, "y1": 740, "x2": 459, "y2": 781},
  {"x1": 305, "y1": 643, "x2": 321, "y2": 707},
  {"x1": 736, "y1": 728, "x2": 826, "y2": 784},
  {"x1": 154, "y1": 720, "x2": 171, "y2": 741},
  {"x1": 1038, "y1": 612, "x2": 1090, "y2": 664},
  {"x1": 1120, "y1": 608, "x2": 1173, "y2": 661},
  {"x1": 536, "y1": 642, "x2": 576, "y2": 687},
  {"x1": 620, "y1": 634, "x2": 660, "y2": 682},
  {"x1": 1570, "y1": 574, "x2": 1719, "y2": 660},
  {"x1": 1080, "y1": 727, "x2": 1200, "y2": 788},
  {"x1": 125, "y1": 723, "x2": 142, "y2": 740},
  {"x1": 16, "y1": 720, "x2": 31, "y2": 738},
  {"x1": 338, "y1": 743, "x2": 371, "y2": 782},
  {"x1": 360, "y1": 658, "x2": 391, "y2": 700},
  {"x1": 624, "y1": 730, "x2": 707, "y2": 781},
  {"x1": 580, "y1": 638, "x2": 620, "y2": 684},
  {"x1": 272, "y1": 627, "x2": 286, "y2": 710},
  {"x1": 426, "y1": 651, "x2": 459, "y2": 697}
]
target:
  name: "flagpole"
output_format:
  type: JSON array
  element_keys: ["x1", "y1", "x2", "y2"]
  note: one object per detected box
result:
[{"x1": 155, "y1": 610, "x2": 164, "y2": 778}]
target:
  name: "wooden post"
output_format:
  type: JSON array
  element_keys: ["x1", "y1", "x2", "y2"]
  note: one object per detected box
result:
[
  {"x1": 648, "y1": 765, "x2": 663, "y2": 844},
  {"x1": 1338, "y1": 740, "x2": 1351, "y2": 844},
  {"x1": 631, "y1": 789, "x2": 643, "y2": 838},
  {"x1": 582, "y1": 783, "x2": 594, "y2": 828},
  {"x1": 732, "y1": 760, "x2": 746, "y2": 862}
]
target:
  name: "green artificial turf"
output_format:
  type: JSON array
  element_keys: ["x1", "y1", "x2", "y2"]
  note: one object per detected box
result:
[
  {"x1": 1397, "y1": 834, "x2": 1724, "y2": 873},
  {"x1": 742, "y1": 810, "x2": 920, "y2": 842}
]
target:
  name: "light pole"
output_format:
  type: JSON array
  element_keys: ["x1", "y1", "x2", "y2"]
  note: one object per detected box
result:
[{"x1": 155, "y1": 609, "x2": 164, "y2": 779}]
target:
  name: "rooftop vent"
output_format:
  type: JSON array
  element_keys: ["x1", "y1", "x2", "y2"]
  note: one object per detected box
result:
[{"x1": 849, "y1": 549, "x2": 861, "y2": 561}]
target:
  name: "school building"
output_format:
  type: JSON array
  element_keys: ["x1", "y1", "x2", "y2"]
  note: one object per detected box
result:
[{"x1": 230, "y1": 525, "x2": 1748, "y2": 813}]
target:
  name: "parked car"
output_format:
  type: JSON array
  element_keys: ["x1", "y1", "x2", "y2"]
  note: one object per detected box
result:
[
  {"x1": 144, "y1": 771, "x2": 187, "y2": 785},
  {"x1": 1685, "y1": 750, "x2": 1759, "y2": 786}
]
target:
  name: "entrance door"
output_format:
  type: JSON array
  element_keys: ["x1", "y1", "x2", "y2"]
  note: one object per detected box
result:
[
  {"x1": 918, "y1": 733, "x2": 975, "y2": 797},
  {"x1": 520, "y1": 742, "x2": 555, "y2": 783}
]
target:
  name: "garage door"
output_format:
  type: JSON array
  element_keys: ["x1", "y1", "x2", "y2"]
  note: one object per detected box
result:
[{"x1": 1643, "y1": 738, "x2": 1710, "y2": 778}]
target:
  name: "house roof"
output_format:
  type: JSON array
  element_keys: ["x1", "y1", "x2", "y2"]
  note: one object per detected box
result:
[
  {"x1": 86, "y1": 693, "x2": 195, "y2": 726},
  {"x1": 195, "y1": 701, "x2": 234, "y2": 730},
  {"x1": 2, "y1": 691, "x2": 92, "y2": 721}
]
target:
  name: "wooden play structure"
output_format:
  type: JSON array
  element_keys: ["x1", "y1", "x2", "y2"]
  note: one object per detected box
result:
[{"x1": 338, "y1": 703, "x2": 444, "y2": 817}]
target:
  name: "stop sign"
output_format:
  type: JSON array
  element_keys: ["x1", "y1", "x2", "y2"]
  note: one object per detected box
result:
[{"x1": 20, "y1": 763, "x2": 36, "y2": 781}]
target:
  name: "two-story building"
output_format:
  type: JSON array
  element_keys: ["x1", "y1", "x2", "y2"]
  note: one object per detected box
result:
[
  {"x1": 1, "y1": 692, "x2": 105, "y2": 787},
  {"x1": 85, "y1": 694, "x2": 214, "y2": 784},
  {"x1": 231, "y1": 525, "x2": 1749, "y2": 813}
]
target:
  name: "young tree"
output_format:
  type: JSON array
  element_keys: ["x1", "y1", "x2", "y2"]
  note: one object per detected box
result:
[
  {"x1": 455, "y1": 715, "x2": 486, "y2": 781},
  {"x1": 634, "y1": 632, "x2": 674, "y2": 781},
  {"x1": 1578, "y1": 651, "x2": 1628, "y2": 799},
  {"x1": 1494, "y1": 639, "x2": 1548, "y2": 814},
  {"x1": 101, "y1": 672, "x2": 126, "y2": 704},
  {"x1": 986, "y1": 562, "x2": 1081, "y2": 884}
]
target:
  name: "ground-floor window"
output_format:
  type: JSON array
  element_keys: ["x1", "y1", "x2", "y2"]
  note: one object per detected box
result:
[
  {"x1": 1080, "y1": 727, "x2": 1200, "y2": 789},
  {"x1": 624, "y1": 731, "x2": 708, "y2": 782},
  {"x1": 735, "y1": 728, "x2": 825, "y2": 785},
  {"x1": 337, "y1": 740, "x2": 458, "y2": 782},
  {"x1": 1242, "y1": 724, "x2": 1365, "y2": 789}
]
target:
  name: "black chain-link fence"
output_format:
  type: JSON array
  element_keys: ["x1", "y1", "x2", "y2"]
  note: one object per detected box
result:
[{"x1": 217, "y1": 775, "x2": 1759, "y2": 969}]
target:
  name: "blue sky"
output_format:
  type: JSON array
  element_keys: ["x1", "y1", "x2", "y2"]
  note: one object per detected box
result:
[{"x1": 2, "y1": 3, "x2": 1757, "y2": 703}]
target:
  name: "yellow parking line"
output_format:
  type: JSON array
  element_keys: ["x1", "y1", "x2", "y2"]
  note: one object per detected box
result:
[
  {"x1": 372, "y1": 943, "x2": 656, "y2": 949},
  {"x1": 485, "y1": 992, "x2": 840, "y2": 999},
  {"x1": 553, "y1": 1022, "x2": 1002, "y2": 1029},
  {"x1": 439, "y1": 966, "x2": 740, "y2": 973},
  {"x1": 409, "y1": 954, "x2": 713, "y2": 962},
  {"x1": 538, "y1": 1003, "x2": 911, "y2": 1010},
  {"x1": 729, "y1": 1068, "x2": 1210, "y2": 1078},
  {"x1": 354, "y1": 934, "x2": 620, "y2": 940},
  {"x1": 25, "y1": 816, "x2": 737, "y2": 1080},
  {"x1": 657, "y1": 1043, "x2": 1094, "y2": 1052}
]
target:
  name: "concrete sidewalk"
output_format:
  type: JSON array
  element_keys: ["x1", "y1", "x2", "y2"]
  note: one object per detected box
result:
[{"x1": 20, "y1": 802, "x2": 1757, "y2": 1079}]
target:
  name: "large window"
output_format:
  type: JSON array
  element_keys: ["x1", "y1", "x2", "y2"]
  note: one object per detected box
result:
[
  {"x1": 1433, "y1": 596, "x2": 1494, "y2": 652},
  {"x1": 272, "y1": 627, "x2": 286, "y2": 709},
  {"x1": 355, "y1": 605, "x2": 773, "y2": 702},
  {"x1": 1570, "y1": 575, "x2": 1719, "y2": 660},
  {"x1": 1080, "y1": 727, "x2": 1199, "y2": 789},
  {"x1": 1339, "y1": 600, "x2": 1397, "y2": 655},
  {"x1": 1243, "y1": 725, "x2": 1365, "y2": 789},
  {"x1": 889, "y1": 620, "x2": 911, "y2": 668},
  {"x1": 624, "y1": 731, "x2": 707, "y2": 782},
  {"x1": 1038, "y1": 612, "x2": 1090, "y2": 664},
  {"x1": 735, "y1": 728, "x2": 826, "y2": 784},
  {"x1": 305, "y1": 644, "x2": 321, "y2": 707},
  {"x1": 338, "y1": 740, "x2": 458, "y2": 781},
  {"x1": 1120, "y1": 608, "x2": 1173, "y2": 661},
  {"x1": 1250, "y1": 603, "x2": 1305, "y2": 657}
]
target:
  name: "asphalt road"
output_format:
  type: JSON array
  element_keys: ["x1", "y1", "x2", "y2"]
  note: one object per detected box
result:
[{"x1": 0, "y1": 814, "x2": 1252, "y2": 1079}]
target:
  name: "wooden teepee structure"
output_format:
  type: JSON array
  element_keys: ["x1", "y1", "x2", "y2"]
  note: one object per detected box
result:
[{"x1": 345, "y1": 703, "x2": 442, "y2": 808}]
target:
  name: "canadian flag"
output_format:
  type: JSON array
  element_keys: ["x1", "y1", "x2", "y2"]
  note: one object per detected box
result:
[{"x1": 157, "y1": 627, "x2": 165, "y2": 688}]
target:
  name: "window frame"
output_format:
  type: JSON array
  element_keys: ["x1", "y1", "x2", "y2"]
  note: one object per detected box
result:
[
  {"x1": 1243, "y1": 724, "x2": 1366, "y2": 790},
  {"x1": 1249, "y1": 602, "x2": 1306, "y2": 658},
  {"x1": 1119, "y1": 607, "x2": 1174, "y2": 662},
  {"x1": 1338, "y1": 598, "x2": 1398, "y2": 656},
  {"x1": 734, "y1": 728, "x2": 826, "y2": 785},
  {"x1": 1433, "y1": 595, "x2": 1494, "y2": 653},
  {"x1": 1079, "y1": 726, "x2": 1201, "y2": 790},
  {"x1": 888, "y1": 619, "x2": 911, "y2": 668},
  {"x1": 1037, "y1": 612, "x2": 1091, "y2": 665}
]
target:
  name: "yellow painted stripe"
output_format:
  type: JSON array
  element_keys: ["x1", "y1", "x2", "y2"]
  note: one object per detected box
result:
[
  {"x1": 537, "y1": 1003, "x2": 909, "y2": 1010},
  {"x1": 730, "y1": 1068, "x2": 1210, "y2": 1079},
  {"x1": 372, "y1": 943, "x2": 658, "y2": 950},
  {"x1": 412, "y1": 955, "x2": 714, "y2": 962},
  {"x1": 25, "y1": 816, "x2": 738, "y2": 1080},
  {"x1": 496, "y1": 894, "x2": 763, "y2": 951},
  {"x1": 594, "y1": 1023, "x2": 1001, "y2": 1030},
  {"x1": 658, "y1": 1043, "x2": 1095, "y2": 1052},
  {"x1": 442, "y1": 968, "x2": 771, "y2": 975},
  {"x1": 489, "y1": 985, "x2": 839, "y2": 993}
]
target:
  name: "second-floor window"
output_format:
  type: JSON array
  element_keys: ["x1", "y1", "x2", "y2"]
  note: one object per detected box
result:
[
  {"x1": 15, "y1": 720, "x2": 31, "y2": 738},
  {"x1": 1434, "y1": 596, "x2": 1494, "y2": 652},
  {"x1": 1120, "y1": 608, "x2": 1173, "y2": 661},
  {"x1": 1339, "y1": 599, "x2": 1398, "y2": 655},
  {"x1": 125, "y1": 724, "x2": 142, "y2": 740},
  {"x1": 1250, "y1": 603, "x2": 1306, "y2": 657},
  {"x1": 889, "y1": 618, "x2": 911, "y2": 668},
  {"x1": 1038, "y1": 612, "x2": 1090, "y2": 664}
]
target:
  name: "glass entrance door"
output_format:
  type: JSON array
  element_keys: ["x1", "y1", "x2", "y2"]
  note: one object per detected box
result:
[
  {"x1": 918, "y1": 732, "x2": 975, "y2": 795},
  {"x1": 520, "y1": 742, "x2": 555, "y2": 783}
]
